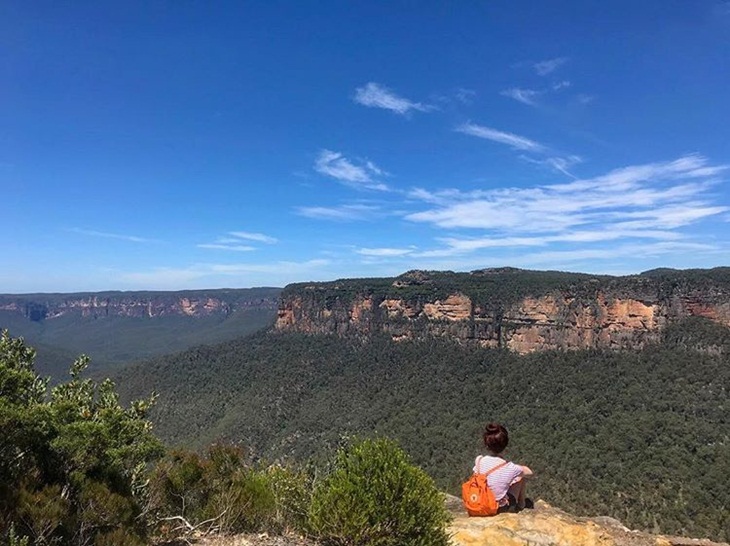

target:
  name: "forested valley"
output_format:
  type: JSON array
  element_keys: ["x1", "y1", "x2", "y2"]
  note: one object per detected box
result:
[{"x1": 115, "y1": 317, "x2": 730, "y2": 541}]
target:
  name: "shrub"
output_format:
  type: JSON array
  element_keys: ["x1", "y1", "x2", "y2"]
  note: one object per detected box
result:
[
  {"x1": 148, "y1": 443, "x2": 285, "y2": 538},
  {"x1": 308, "y1": 438, "x2": 451, "y2": 546},
  {"x1": 0, "y1": 330, "x2": 163, "y2": 546},
  {"x1": 211, "y1": 466, "x2": 276, "y2": 532},
  {"x1": 266, "y1": 464, "x2": 314, "y2": 533},
  {"x1": 148, "y1": 449, "x2": 210, "y2": 532}
]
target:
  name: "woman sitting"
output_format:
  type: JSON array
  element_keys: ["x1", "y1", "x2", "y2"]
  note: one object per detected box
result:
[{"x1": 473, "y1": 422, "x2": 534, "y2": 512}]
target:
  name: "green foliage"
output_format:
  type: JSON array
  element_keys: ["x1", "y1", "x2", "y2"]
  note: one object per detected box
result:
[
  {"x1": 5, "y1": 524, "x2": 29, "y2": 546},
  {"x1": 308, "y1": 438, "x2": 451, "y2": 546},
  {"x1": 0, "y1": 330, "x2": 47, "y2": 404},
  {"x1": 265, "y1": 464, "x2": 314, "y2": 532},
  {"x1": 148, "y1": 443, "x2": 298, "y2": 539},
  {"x1": 0, "y1": 330, "x2": 163, "y2": 546},
  {"x1": 117, "y1": 324, "x2": 730, "y2": 542},
  {"x1": 282, "y1": 266, "x2": 730, "y2": 310}
]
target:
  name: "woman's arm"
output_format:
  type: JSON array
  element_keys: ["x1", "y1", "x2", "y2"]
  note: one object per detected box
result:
[{"x1": 520, "y1": 465, "x2": 534, "y2": 478}]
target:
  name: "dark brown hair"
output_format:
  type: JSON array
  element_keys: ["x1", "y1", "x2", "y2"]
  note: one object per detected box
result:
[{"x1": 483, "y1": 422, "x2": 509, "y2": 454}]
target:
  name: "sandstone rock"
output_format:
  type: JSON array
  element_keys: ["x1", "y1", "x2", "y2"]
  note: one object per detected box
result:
[
  {"x1": 177, "y1": 497, "x2": 729, "y2": 546},
  {"x1": 445, "y1": 495, "x2": 729, "y2": 546},
  {"x1": 275, "y1": 270, "x2": 730, "y2": 353},
  {"x1": 423, "y1": 294, "x2": 472, "y2": 321}
]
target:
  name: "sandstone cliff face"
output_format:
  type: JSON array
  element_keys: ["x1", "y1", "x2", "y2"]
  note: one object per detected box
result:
[
  {"x1": 0, "y1": 289, "x2": 280, "y2": 322},
  {"x1": 275, "y1": 269, "x2": 730, "y2": 353}
]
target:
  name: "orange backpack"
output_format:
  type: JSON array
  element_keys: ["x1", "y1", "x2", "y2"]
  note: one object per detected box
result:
[{"x1": 462, "y1": 457, "x2": 508, "y2": 516}]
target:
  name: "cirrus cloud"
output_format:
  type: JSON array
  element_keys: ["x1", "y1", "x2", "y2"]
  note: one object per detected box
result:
[
  {"x1": 456, "y1": 122, "x2": 546, "y2": 152},
  {"x1": 406, "y1": 154, "x2": 728, "y2": 259},
  {"x1": 198, "y1": 231, "x2": 278, "y2": 252},
  {"x1": 534, "y1": 57, "x2": 568, "y2": 76},
  {"x1": 354, "y1": 82, "x2": 434, "y2": 115},
  {"x1": 314, "y1": 149, "x2": 389, "y2": 191}
]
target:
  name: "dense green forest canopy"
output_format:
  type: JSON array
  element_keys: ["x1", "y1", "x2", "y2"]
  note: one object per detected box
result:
[
  {"x1": 116, "y1": 317, "x2": 730, "y2": 541},
  {"x1": 282, "y1": 266, "x2": 730, "y2": 307}
]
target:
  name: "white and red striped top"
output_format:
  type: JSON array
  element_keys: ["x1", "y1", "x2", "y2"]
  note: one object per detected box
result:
[{"x1": 473, "y1": 455, "x2": 524, "y2": 504}]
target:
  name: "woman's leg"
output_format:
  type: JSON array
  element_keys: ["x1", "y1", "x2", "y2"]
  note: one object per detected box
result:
[{"x1": 508, "y1": 478, "x2": 527, "y2": 509}]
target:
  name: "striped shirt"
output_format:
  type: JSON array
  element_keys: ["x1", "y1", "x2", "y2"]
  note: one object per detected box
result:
[{"x1": 473, "y1": 455, "x2": 524, "y2": 504}]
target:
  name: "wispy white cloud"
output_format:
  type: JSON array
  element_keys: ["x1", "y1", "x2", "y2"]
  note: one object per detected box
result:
[
  {"x1": 229, "y1": 231, "x2": 278, "y2": 244},
  {"x1": 549, "y1": 155, "x2": 726, "y2": 193},
  {"x1": 413, "y1": 229, "x2": 682, "y2": 258},
  {"x1": 400, "y1": 241, "x2": 728, "y2": 277},
  {"x1": 69, "y1": 228, "x2": 159, "y2": 243},
  {"x1": 552, "y1": 80, "x2": 571, "y2": 91},
  {"x1": 199, "y1": 231, "x2": 278, "y2": 252},
  {"x1": 455, "y1": 88, "x2": 477, "y2": 104},
  {"x1": 544, "y1": 156, "x2": 583, "y2": 177},
  {"x1": 197, "y1": 243, "x2": 256, "y2": 252},
  {"x1": 296, "y1": 204, "x2": 381, "y2": 222},
  {"x1": 456, "y1": 122, "x2": 546, "y2": 152},
  {"x1": 534, "y1": 57, "x2": 568, "y2": 76},
  {"x1": 458, "y1": 121, "x2": 582, "y2": 178},
  {"x1": 501, "y1": 87, "x2": 541, "y2": 106},
  {"x1": 406, "y1": 155, "x2": 728, "y2": 259},
  {"x1": 117, "y1": 259, "x2": 331, "y2": 290},
  {"x1": 520, "y1": 155, "x2": 583, "y2": 178},
  {"x1": 510, "y1": 241, "x2": 719, "y2": 267},
  {"x1": 314, "y1": 149, "x2": 388, "y2": 191},
  {"x1": 612, "y1": 203, "x2": 729, "y2": 230},
  {"x1": 356, "y1": 247, "x2": 414, "y2": 257},
  {"x1": 353, "y1": 82, "x2": 434, "y2": 115},
  {"x1": 207, "y1": 259, "x2": 330, "y2": 274}
]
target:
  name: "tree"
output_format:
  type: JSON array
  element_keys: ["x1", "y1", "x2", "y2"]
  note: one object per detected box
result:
[{"x1": 0, "y1": 330, "x2": 164, "y2": 545}]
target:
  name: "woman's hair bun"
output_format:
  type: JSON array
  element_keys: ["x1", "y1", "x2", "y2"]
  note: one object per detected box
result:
[{"x1": 483, "y1": 422, "x2": 509, "y2": 453}]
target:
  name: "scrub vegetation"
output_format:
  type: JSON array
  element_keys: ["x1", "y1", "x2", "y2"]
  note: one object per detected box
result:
[{"x1": 0, "y1": 331, "x2": 448, "y2": 546}]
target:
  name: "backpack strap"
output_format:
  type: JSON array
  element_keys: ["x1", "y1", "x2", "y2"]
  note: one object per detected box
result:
[{"x1": 482, "y1": 460, "x2": 509, "y2": 476}]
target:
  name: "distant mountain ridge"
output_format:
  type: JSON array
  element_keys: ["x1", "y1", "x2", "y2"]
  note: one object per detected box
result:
[
  {"x1": 0, "y1": 287, "x2": 281, "y2": 377},
  {"x1": 275, "y1": 267, "x2": 730, "y2": 353},
  {"x1": 0, "y1": 288, "x2": 280, "y2": 320}
]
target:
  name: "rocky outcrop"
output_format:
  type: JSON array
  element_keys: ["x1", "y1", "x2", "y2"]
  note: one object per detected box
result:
[
  {"x1": 445, "y1": 495, "x2": 728, "y2": 546},
  {"x1": 275, "y1": 268, "x2": 730, "y2": 353},
  {"x1": 182, "y1": 496, "x2": 729, "y2": 546},
  {"x1": 0, "y1": 288, "x2": 281, "y2": 322}
]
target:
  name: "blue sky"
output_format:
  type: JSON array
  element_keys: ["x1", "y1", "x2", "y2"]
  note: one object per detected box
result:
[{"x1": 2, "y1": 1, "x2": 729, "y2": 292}]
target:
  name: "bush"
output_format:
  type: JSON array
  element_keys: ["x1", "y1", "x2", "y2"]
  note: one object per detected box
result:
[
  {"x1": 148, "y1": 443, "x2": 292, "y2": 538},
  {"x1": 266, "y1": 464, "x2": 313, "y2": 533},
  {"x1": 0, "y1": 330, "x2": 163, "y2": 546},
  {"x1": 308, "y1": 438, "x2": 451, "y2": 546}
]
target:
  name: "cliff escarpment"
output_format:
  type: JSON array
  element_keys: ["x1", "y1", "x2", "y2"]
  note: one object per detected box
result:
[
  {"x1": 0, "y1": 288, "x2": 282, "y2": 376},
  {"x1": 275, "y1": 268, "x2": 730, "y2": 353},
  {"x1": 0, "y1": 288, "x2": 280, "y2": 321}
]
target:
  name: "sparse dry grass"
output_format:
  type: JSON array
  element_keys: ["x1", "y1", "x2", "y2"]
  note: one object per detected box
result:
[{"x1": 155, "y1": 532, "x2": 319, "y2": 546}]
